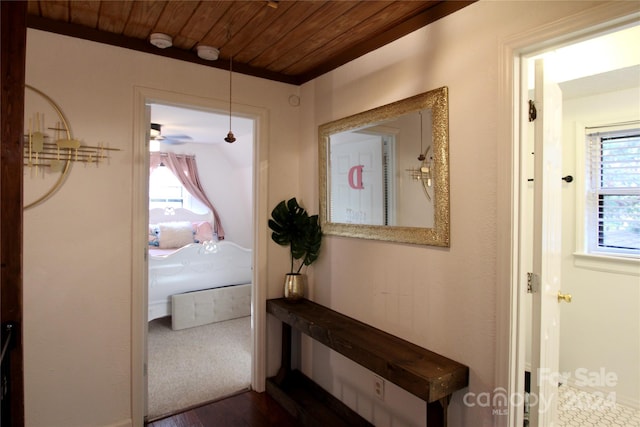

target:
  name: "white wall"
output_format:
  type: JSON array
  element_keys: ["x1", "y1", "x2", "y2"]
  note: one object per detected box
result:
[
  {"x1": 24, "y1": 29, "x2": 300, "y2": 427},
  {"x1": 297, "y1": 2, "x2": 620, "y2": 427},
  {"x1": 559, "y1": 87, "x2": 640, "y2": 408}
]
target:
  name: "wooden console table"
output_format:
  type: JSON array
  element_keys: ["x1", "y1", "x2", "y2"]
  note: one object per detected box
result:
[{"x1": 266, "y1": 298, "x2": 469, "y2": 427}]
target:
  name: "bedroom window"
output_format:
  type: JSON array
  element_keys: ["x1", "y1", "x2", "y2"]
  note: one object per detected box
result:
[
  {"x1": 149, "y1": 166, "x2": 209, "y2": 214},
  {"x1": 584, "y1": 127, "x2": 640, "y2": 257}
]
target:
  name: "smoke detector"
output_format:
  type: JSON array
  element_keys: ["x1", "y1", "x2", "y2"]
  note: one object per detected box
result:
[
  {"x1": 150, "y1": 33, "x2": 172, "y2": 49},
  {"x1": 196, "y1": 45, "x2": 220, "y2": 61}
]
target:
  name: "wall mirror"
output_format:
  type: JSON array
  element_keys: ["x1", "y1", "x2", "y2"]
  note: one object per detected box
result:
[{"x1": 319, "y1": 87, "x2": 449, "y2": 246}]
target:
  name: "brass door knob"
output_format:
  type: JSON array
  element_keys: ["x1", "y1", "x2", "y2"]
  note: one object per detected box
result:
[{"x1": 557, "y1": 292, "x2": 572, "y2": 303}]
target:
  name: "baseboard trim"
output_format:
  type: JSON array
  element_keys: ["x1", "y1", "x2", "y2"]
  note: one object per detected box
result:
[{"x1": 103, "y1": 420, "x2": 132, "y2": 427}]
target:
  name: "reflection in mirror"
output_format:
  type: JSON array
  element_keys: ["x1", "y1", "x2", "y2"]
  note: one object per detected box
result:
[
  {"x1": 319, "y1": 87, "x2": 449, "y2": 246},
  {"x1": 328, "y1": 109, "x2": 434, "y2": 228}
]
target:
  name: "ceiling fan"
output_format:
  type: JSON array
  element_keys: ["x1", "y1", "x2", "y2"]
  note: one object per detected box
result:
[{"x1": 150, "y1": 122, "x2": 193, "y2": 145}]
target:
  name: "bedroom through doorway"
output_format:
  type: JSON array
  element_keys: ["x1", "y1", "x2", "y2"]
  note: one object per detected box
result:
[{"x1": 145, "y1": 101, "x2": 255, "y2": 421}]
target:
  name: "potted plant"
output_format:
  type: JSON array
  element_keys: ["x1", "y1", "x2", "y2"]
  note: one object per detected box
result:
[{"x1": 268, "y1": 197, "x2": 322, "y2": 300}]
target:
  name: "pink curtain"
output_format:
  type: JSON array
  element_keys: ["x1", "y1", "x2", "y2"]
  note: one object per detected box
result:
[{"x1": 150, "y1": 152, "x2": 225, "y2": 239}]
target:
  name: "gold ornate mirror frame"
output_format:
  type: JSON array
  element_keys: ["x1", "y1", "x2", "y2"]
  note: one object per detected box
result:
[{"x1": 319, "y1": 87, "x2": 450, "y2": 246}]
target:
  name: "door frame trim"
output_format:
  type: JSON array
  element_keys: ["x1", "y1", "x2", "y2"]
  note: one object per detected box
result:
[
  {"x1": 131, "y1": 86, "x2": 268, "y2": 424},
  {"x1": 496, "y1": 3, "x2": 640, "y2": 426}
]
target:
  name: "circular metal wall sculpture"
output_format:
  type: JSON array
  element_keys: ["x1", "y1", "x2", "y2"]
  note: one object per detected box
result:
[{"x1": 23, "y1": 85, "x2": 119, "y2": 210}]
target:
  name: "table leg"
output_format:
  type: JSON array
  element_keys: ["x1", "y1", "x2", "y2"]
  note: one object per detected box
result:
[
  {"x1": 426, "y1": 395, "x2": 450, "y2": 427},
  {"x1": 274, "y1": 322, "x2": 292, "y2": 385}
]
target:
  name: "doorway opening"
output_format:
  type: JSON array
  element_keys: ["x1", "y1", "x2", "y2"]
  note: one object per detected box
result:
[
  {"x1": 514, "y1": 20, "x2": 639, "y2": 427},
  {"x1": 144, "y1": 101, "x2": 256, "y2": 420}
]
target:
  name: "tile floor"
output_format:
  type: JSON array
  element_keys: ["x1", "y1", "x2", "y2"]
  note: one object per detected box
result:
[{"x1": 557, "y1": 385, "x2": 640, "y2": 426}]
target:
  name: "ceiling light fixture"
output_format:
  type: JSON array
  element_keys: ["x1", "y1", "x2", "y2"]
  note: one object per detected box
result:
[
  {"x1": 149, "y1": 33, "x2": 172, "y2": 49},
  {"x1": 266, "y1": 1, "x2": 279, "y2": 9},
  {"x1": 224, "y1": 56, "x2": 236, "y2": 143},
  {"x1": 150, "y1": 122, "x2": 161, "y2": 139},
  {"x1": 196, "y1": 45, "x2": 220, "y2": 61}
]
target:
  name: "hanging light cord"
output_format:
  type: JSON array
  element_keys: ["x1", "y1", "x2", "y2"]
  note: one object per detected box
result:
[
  {"x1": 417, "y1": 111, "x2": 425, "y2": 161},
  {"x1": 224, "y1": 56, "x2": 236, "y2": 143},
  {"x1": 228, "y1": 56, "x2": 232, "y2": 130}
]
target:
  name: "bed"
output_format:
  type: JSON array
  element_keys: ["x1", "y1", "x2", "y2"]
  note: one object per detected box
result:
[{"x1": 148, "y1": 208, "x2": 252, "y2": 329}]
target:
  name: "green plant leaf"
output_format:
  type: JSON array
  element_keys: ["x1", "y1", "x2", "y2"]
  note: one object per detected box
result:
[{"x1": 268, "y1": 197, "x2": 323, "y2": 274}]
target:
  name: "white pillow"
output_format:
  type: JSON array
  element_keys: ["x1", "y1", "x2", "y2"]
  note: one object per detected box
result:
[{"x1": 158, "y1": 221, "x2": 194, "y2": 248}]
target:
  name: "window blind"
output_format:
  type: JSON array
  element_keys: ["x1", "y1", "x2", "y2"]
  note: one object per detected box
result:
[{"x1": 587, "y1": 130, "x2": 640, "y2": 254}]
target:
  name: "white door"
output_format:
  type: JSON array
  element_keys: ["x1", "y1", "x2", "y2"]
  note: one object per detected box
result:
[
  {"x1": 529, "y1": 57, "x2": 565, "y2": 426},
  {"x1": 330, "y1": 134, "x2": 385, "y2": 224}
]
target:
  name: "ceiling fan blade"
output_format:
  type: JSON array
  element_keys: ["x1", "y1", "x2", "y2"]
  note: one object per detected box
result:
[
  {"x1": 163, "y1": 134, "x2": 193, "y2": 141},
  {"x1": 154, "y1": 133, "x2": 193, "y2": 145},
  {"x1": 162, "y1": 137, "x2": 191, "y2": 145}
]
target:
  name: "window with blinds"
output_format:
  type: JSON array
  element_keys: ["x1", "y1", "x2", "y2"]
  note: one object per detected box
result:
[
  {"x1": 586, "y1": 128, "x2": 640, "y2": 256},
  {"x1": 149, "y1": 166, "x2": 209, "y2": 214}
]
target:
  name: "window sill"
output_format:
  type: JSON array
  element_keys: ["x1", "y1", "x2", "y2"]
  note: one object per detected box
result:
[{"x1": 573, "y1": 252, "x2": 640, "y2": 276}]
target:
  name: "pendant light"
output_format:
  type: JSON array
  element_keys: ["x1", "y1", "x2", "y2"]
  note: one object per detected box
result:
[
  {"x1": 417, "y1": 110, "x2": 425, "y2": 161},
  {"x1": 224, "y1": 56, "x2": 236, "y2": 143}
]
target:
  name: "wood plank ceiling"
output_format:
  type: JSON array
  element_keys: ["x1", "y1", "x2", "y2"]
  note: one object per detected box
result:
[{"x1": 26, "y1": 0, "x2": 473, "y2": 85}]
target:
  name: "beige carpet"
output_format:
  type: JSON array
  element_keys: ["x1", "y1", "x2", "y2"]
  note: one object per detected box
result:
[{"x1": 147, "y1": 315, "x2": 252, "y2": 420}]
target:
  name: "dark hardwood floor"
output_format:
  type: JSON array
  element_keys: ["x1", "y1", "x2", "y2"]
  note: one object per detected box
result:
[{"x1": 146, "y1": 390, "x2": 301, "y2": 427}]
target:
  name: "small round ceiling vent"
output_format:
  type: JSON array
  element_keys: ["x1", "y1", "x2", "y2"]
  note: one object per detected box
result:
[
  {"x1": 196, "y1": 45, "x2": 220, "y2": 61},
  {"x1": 150, "y1": 33, "x2": 173, "y2": 49}
]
